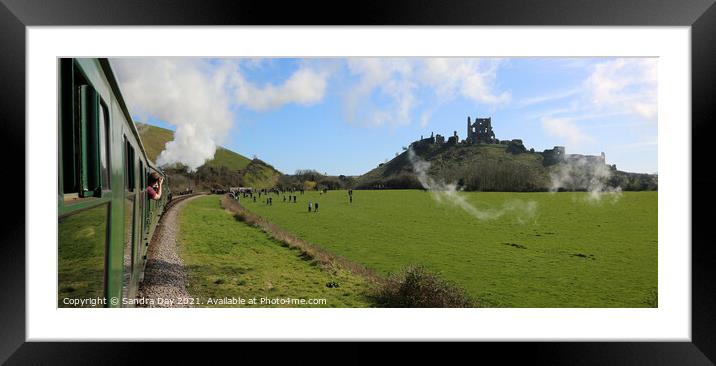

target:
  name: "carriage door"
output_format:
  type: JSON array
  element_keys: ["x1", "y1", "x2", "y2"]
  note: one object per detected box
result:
[{"x1": 121, "y1": 137, "x2": 137, "y2": 300}]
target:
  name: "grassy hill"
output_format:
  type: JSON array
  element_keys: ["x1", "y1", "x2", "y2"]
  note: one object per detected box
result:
[
  {"x1": 356, "y1": 142, "x2": 552, "y2": 191},
  {"x1": 135, "y1": 122, "x2": 280, "y2": 190},
  {"x1": 136, "y1": 122, "x2": 252, "y2": 171},
  {"x1": 355, "y1": 142, "x2": 657, "y2": 192}
]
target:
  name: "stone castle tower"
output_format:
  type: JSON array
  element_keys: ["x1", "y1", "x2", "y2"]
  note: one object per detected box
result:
[{"x1": 466, "y1": 116, "x2": 496, "y2": 144}]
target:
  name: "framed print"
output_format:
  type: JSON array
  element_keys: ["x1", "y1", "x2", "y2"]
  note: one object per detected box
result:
[{"x1": 2, "y1": 0, "x2": 715, "y2": 364}]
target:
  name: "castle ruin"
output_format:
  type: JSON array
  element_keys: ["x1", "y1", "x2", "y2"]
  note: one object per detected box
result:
[
  {"x1": 542, "y1": 146, "x2": 566, "y2": 165},
  {"x1": 466, "y1": 116, "x2": 496, "y2": 144},
  {"x1": 542, "y1": 146, "x2": 606, "y2": 167},
  {"x1": 410, "y1": 114, "x2": 607, "y2": 167}
]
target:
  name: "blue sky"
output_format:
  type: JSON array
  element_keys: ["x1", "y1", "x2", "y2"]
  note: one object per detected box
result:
[{"x1": 112, "y1": 57, "x2": 657, "y2": 175}]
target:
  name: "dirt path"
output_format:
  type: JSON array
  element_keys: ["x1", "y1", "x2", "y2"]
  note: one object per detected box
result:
[{"x1": 137, "y1": 194, "x2": 203, "y2": 308}]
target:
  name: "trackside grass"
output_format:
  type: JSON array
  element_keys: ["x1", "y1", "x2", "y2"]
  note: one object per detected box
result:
[
  {"x1": 178, "y1": 196, "x2": 374, "y2": 307},
  {"x1": 242, "y1": 189, "x2": 658, "y2": 308}
]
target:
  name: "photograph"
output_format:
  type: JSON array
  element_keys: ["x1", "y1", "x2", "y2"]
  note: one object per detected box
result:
[
  {"x1": 57, "y1": 56, "x2": 658, "y2": 309},
  {"x1": 3, "y1": 0, "x2": 710, "y2": 359}
]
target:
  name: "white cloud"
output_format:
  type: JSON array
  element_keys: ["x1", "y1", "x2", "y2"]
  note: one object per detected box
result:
[
  {"x1": 111, "y1": 58, "x2": 330, "y2": 171},
  {"x1": 537, "y1": 58, "x2": 657, "y2": 152},
  {"x1": 517, "y1": 88, "x2": 580, "y2": 108},
  {"x1": 585, "y1": 58, "x2": 657, "y2": 120},
  {"x1": 541, "y1": 117, "x2": 595, "y2": 148},
  {"x1": 231, "y1": 66, "x2": 329, "y2": 111},
  {"x1": 345, "y1": 58, "x2": 415, "y2": 126},
  {"x1": 344, "y1": 58, "x2": 510, "y2": 127},
  {"x1": 420, "y1": 58, "x2": 511, "y2": 105}
]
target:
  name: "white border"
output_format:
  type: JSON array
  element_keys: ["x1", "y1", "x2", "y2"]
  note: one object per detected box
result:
[{"x1": 27, "y1": 27, "x2": 690, "y2": 341}]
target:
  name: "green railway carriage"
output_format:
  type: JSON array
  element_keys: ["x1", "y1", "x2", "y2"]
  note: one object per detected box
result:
[{"x1": 58, "y1": 58, "x2": 170, "y2": 308}]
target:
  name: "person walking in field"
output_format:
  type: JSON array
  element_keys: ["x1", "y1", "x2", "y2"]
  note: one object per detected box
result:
[
  {"x1": 308, "y1": 201, "x2": 312, "y2": 212},
  {"x1": 314, "y1": 202, "x2": 319, "y2": 212},
  {"x1": 293, "y1": 195, "x2": 297, "y2": 203}
]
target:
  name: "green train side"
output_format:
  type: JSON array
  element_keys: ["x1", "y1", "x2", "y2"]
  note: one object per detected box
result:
[{"x1": 58, "y1": 58, "x2": 170, "y2": 308}]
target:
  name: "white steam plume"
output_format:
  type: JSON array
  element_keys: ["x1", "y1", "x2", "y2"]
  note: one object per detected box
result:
[
  {"x1": 407, "y1": 148, "x2": 537, "y2": 222},
  {"x1": 111, "y1": 58, "x2": 233, "y2": 171},
  {"x1": 549, "y1": 156, "x2": 622, "y2": 203},
  {"x1": 111, "y1": 58, "x2": 329, "y2": 171}
]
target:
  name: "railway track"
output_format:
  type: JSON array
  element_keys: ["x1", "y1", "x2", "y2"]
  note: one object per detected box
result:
[
  {"x1": 164, "y1": 192, "x2": 205, "y2": 211},
  {"x1": 138, "y1": 193, "x2": 205, "y2": 307}
]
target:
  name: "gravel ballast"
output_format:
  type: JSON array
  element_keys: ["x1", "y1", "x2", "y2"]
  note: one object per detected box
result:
[{"x1": 136, "y1": 195, "x2": 202, "y2": 308}]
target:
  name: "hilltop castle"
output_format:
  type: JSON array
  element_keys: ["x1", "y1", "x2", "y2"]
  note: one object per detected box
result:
[
  {"x1": 411, "y1": 115, "x2": 607, "y2": 167},
  {"x1": 466, "y1": 116, "x2": 496, "y2": 144}
]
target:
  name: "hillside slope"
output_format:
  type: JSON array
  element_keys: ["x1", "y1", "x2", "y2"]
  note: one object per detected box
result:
[
  {"x1": 135, "y1": 122, "x2": 280, "y2": 190},
  {"x1": 356, "y1": 143, "x2": 550, "y2": 191},
  {"x1": 136, "y1": 123, "x2": 252, "y2": 171},
  {"x1": 355, "y1": 142, "x2": 656, "y2": 192}
]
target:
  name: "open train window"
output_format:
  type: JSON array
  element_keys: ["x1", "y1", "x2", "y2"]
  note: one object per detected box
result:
[
  {"x1": 60, "y1": 59, "x2": 110, "y2": 200},
  {"x1": 98, "y1": 102, "x2": 111, "y2": 189},
  {"x1": 139, "y1": 161, "x2": 145, "y2": 191},
  {"x1": 124, "y1": 138, "x2": 135, "y2": 192}
]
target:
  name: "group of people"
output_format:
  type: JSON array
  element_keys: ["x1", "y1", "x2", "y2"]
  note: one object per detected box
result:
[
  {"x1": 283, "y1": 195, "x2": 298, "y2": 203},
  {"x1": 258, "y1": 192, "x2": 320, "y2": 212},
  {"x1": 233, "y1": 188, "x2": 358, "y2": 213}
]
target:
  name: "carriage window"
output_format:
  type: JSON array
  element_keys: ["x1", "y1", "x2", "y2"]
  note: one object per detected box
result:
[
  {"x1": 99, "y1": 102, "x2": 110, "y2": 189},
  {"x1": 139, "y1": 161, "x2": 145, "y2": 190},
  {"x1": 60, "y1": 59, "x2": 105, "y2": 199},
  {"x1": 58, "y1": 204, "x2": 108, "y2": 307},
  {"x1": 78, "y1": 85, "x2": 101, "y2": 197},
  {"x1": 125, "y1": 139, "x2": 135, "y2": 192},
  {"x1": 60, "y1": 59, "x2": 77, "y2": 195}
]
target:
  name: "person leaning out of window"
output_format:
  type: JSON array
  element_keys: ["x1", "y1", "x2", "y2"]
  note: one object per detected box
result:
[{"x1": 147, "y1": 172, "x2": 164, "y2": 200}]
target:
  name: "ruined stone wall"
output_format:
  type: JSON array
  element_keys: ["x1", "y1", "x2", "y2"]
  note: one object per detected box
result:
[{"x1": 541, "y1": 146, "x2": 566, "y2": 166}]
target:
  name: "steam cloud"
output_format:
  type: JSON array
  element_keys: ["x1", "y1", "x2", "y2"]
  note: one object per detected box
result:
[
  {"x1": 407, "y1": 148, "x2": 537, "y2": 222},
  {"x1": 111, "y1": 58, "x2": 329, "y2": 171},
  {"x1": 549, "y1": 157, "x2": 622, "y2": 203},
  {"x1": 111, "y1": 59, "x2": 233, "y2": 171}
]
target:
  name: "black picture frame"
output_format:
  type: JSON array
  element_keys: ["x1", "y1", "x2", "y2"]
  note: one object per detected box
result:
[{"x1": 1, "y1": 0, "x2": 714, "y2": 364}]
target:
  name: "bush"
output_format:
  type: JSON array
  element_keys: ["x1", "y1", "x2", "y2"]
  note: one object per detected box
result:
[
  {"x1": 644, "y1": 288, "x2": 658, "y2": 307},
  {"x1": 506, "y1": 140, "x2": 527, "y2": 154},
  {"x1": 372, "y1": 265, "x2": 475, "y2": 307}
]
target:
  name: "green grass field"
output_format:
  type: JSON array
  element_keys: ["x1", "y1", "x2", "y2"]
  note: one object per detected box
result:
[
  {"x1": 241, "y1": 189, "x2": 657, "y2": 307},
  {"x1": 178, "y1": 196, "x2": 374, "y2": 307}
]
